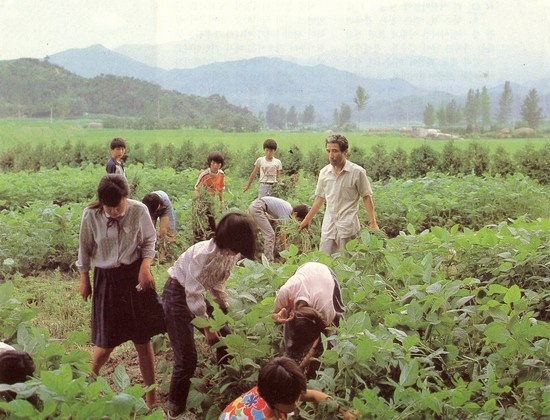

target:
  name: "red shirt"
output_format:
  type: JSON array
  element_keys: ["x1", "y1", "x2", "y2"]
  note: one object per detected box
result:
[{"x1": 195, "y1": 168, "x2": 225, "y2": 194}]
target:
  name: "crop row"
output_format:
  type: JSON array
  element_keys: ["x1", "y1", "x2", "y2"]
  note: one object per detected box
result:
[
  {"x1": 0, "y1": 166, "x2": 549, "y2": 277},
  {"x1": 1, "y1": 139, "x2": 549, "y2": 184}
]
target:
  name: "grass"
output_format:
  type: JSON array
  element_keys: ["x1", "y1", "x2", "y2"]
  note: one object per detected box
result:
[{"x1": 0, "y1": 119, "x2": 548, "y2": 156}]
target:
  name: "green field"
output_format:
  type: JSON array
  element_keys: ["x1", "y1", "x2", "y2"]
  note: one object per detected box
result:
[{"x1": 0, "y1": 119, "x2": 548, "y2": 156}]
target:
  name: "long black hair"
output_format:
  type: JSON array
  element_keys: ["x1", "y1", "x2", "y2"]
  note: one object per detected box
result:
[{"x1": 214, "y1": 212, "x2": 257, "y2": 260}]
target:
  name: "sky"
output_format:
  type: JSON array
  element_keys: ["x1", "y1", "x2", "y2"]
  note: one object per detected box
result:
[{"x1": 1, "y1": 0, "x2": 549, "y2": 79}]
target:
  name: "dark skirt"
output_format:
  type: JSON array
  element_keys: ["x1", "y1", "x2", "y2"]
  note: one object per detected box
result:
[{"x1": 92, "y1": 259, "x2": 166, "y2": 348}]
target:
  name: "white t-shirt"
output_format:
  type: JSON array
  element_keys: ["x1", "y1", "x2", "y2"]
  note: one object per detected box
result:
[{"x1": 255, "y1": 156, "x2": 282, "y2": 183}]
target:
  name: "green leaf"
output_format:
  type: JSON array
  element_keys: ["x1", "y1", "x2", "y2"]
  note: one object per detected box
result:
[
  {"x1": 503, "y1": 284, "x2": 521, "y2": 304},
  {"x1": 484, "y1": 322, "x2": 511, "y2": 344},
  {"x1": 113, "y1": 364, "x2": 131, "y2": 391},
  {"x1": 402, "y1": 334, "x2": 420, "y2": 351},
  {"x1": 191, "y1": 317, "x2": 211, "y2": 328},
  {"x1": 399, "y1": 359, "x2": 419, "y2": 387}
]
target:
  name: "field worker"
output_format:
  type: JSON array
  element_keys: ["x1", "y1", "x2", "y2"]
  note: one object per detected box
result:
[
  {"x1": 243, "y1": 138, "x2": 282, "y2": 198},
  {"x1": 193, "y1": 151, "x2": 225, "y2": 243},
  {"x1": 248, "y1": 196, "x2": 308, "y2": 262},
  {"x1": 161, "y1": 212, "x2": 257, "y2": 419},
  {"x1": 76, "y1": 174, "x2": 165, "y2": 409},
  {"x1": 299, "y1": 134, "x2": 379, "y2": 255},
  {"x1": 105, "y1": 137, "x2": 127, "y2": 177},
  {"x1": 220, "y1": 357, "x2": 358, "y2": 419},
  {"x1": 272, "y1": 262, "x2": 345, "y2": 372},
  {"x1": 142, "y1": 190, "x2": 177, "y2": 263}
]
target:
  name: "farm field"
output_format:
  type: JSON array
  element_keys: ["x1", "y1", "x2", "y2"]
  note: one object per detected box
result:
[
  {"x1": 0, "y1": 125, "x2": 549, "y2": 418},
  {"x1": 0, "y1": 120, "x2": 548, "y2": 156}
]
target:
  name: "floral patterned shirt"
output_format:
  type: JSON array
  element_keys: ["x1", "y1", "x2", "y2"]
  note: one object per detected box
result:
[{"x1": 220, "y1": 386, "x2": 285, "y2": 420}]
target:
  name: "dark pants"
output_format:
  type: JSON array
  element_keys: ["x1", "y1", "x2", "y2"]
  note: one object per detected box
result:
[{"x1": 162, "y1": 278, "x2": 231, "y2": 413}]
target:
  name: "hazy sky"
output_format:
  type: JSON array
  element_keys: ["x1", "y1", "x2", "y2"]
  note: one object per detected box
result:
[{"x1": 1, "y1": 0, "x2": 549, "y2": 68}]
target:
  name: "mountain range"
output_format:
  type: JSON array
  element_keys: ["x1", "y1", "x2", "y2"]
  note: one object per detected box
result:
[{"x1": 48, "y1": 44, "x2": 550, "y2": 125}]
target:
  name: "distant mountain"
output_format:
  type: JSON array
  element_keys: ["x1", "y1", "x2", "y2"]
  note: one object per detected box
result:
[
  {"x1": 47, "y1": 44, "x2": 550, "y2": 125},
  {"x1": 49, "y1": 44, "x2": 166, "y2": 80},
  {"x1": 153, "y1": 56, "x2": 429, "y2": 121},
  {"x1": 49, "y1": 45, "x2": 440, "y2": 123}
]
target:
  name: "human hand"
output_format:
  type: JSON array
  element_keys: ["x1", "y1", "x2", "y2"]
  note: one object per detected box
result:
[
  {"x1": 272, "y1": 308, "x2": 294, "y2": 324},
  {"x1": 242, "y1": 185, "x2": 249, "y2": 192},
  {"x1": 138, "y1": 264, "x2": 155, "y2": 291},
  {"x1": 298, "y1": 219, "x2": 310, "y2": 231},
  {"x1": 204, "y1": 328, "x2": 220, "y2": 346},
  {"x1": 79, "y1": 272, "x2": 92, "y2": 301},
  {"x1": 370, "y1": 221, "x2": 379, "y2": 230},
  {"x1": 342, "y1": 408, "x2": 361, "y2": 419}
]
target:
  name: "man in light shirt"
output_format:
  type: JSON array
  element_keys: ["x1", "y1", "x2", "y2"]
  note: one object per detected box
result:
[{"x1": 299, "y1": 134, "x2": 379, "y2": 255}]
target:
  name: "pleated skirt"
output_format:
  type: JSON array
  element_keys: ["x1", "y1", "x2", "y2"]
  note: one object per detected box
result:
[{"x1": 92, "y1": 259, "x2": 166, "y2": 348}]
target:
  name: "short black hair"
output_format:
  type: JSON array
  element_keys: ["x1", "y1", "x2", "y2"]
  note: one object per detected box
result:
[
  {"x1": 96, "y1": 174, "x2": 129, "y2": 207},
  {"x1": 292, "y1": 205, "x2": 309, "y2": 221},
  {"x1": 263, "y1": 139, "x2": 278, "y2": 151},
  {"x1": 0, "y1": 350, "x2": 35, "y2": 384},
  {"x1": 207, "y1": 151, "x2": 225, "y2": 166},
  {"x1": 325, "y1": 134, "x2": 348, "y2": 152},
  {"x1": 110, "y1": 137, "x2": 126, "y2": 149},
  {"x1": 142, "y1": 192, "x2": 163, "y2": 216},
  {"x1": 214, "y1": 212, "x2": 257, "y2": 260},
  {"x1": 257, "y1": 357, "x2": 306, "y2": 408}
]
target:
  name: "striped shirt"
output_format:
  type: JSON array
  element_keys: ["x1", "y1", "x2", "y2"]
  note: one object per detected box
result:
[{"x1": 194, "y1": 168, "x2": 225, "y2": 194}]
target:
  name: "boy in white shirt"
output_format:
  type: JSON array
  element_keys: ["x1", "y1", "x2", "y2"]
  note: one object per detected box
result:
[{"x1": 243, "y1": 138, "x2": 282, "y2": 198}]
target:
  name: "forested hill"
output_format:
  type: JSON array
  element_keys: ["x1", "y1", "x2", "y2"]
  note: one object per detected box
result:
[{"x1": 0, "y1": 58, "x2": 262, "y2": 131}]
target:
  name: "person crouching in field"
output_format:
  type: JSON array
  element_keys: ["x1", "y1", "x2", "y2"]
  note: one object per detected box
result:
[
  {"x1": 0, "y1": 343, "x2": 35, "y2": 404},
  {"x1": 162, "y1": 212, "x2": 257, "y2": 419},
  {"x1": 76, "y1": 174, "x2": 166, "y2": 409},
  {"x1": 220, "y1": 356, "x2": 358, "y2": 419},
  {"x1": 193, "y1": 151, "x2": 225, "y2": 243},
  {"x1": 248, "y1": 196, "x2": 308, "y2": 262},
  {"x1": 272, "y1": 262, "x2": 346, "y2": 376},
  {"x1": 142, "y1": 190, "x2": 177, "y2": 263}
]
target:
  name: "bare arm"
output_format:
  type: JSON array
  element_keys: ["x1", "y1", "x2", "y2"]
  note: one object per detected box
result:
[
  {"x1": 138, "y1": 257, "x2": 155, "y2": 290},
  {"x1": 362, "y1": 195, "x2": 379, "y2": 230},
  {"x1": 79, "y1": 271, "x2": 92, "y2": 301},
  {"x1": 301, "y1": 391, "x2": 358, "y2": 419},
  {"x1": 243, "y1": 166, "x2": 259, "y2": 192},
  {"x1": 299, "y1": 196, "x2": 325, "y2": 230}
]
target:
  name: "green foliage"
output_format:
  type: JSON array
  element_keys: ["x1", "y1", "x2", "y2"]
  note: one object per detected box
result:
[
  {"x1": 0, "y1": 58, "x2": 262, "y2": 131},
  {"x1": 0, "y1": 281, "x2": 161, "y2": 419},
  {"x1": 408, "y1": 144, "x2": 440, "y2": 178}
]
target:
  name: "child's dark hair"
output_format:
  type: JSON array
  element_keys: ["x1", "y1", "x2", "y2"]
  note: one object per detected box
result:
[
  {"x1": 214, "y1": 212, "x2": 257, "y2": 260},
  {"x1": 292, "y1": 205, "x2": 309, "y2": 221},
  {"x1": 142, "y1": 192, "x2": 163, "y2": 216},
  {"x1": 0, "y1": 350, "x2": 35, "y2": 384},
  {"x1": 263, "y1": 139, "x2": 278, "y2": 151},
  {"x1": 89, "y1": 174, "x2": 129, "y2": 209},
  {"x1": 325, "y1": 134, "x2": 348, "y2": 152},
  {"x1": 257, "y1": 357, "x2": 306, "y2": 408},
  {"x1": 110, "y1": 137, "x2": 126, "y2": 149},
  {"x1": 207, "y1": 151, "x2": 225, "y2": 166}
]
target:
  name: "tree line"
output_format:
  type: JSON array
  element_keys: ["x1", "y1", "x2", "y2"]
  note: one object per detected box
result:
[{"x1": 423, "y1": 82, "x2": 544, "y2": 131}]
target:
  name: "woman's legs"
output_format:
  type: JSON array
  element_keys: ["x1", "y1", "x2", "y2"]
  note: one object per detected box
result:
[
  {"x1": 135, "y1": 341, "x2": 157, "y2": 408},
  {"x1": 91, "y1": 346, "x2": 114, "y2": 375}
]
